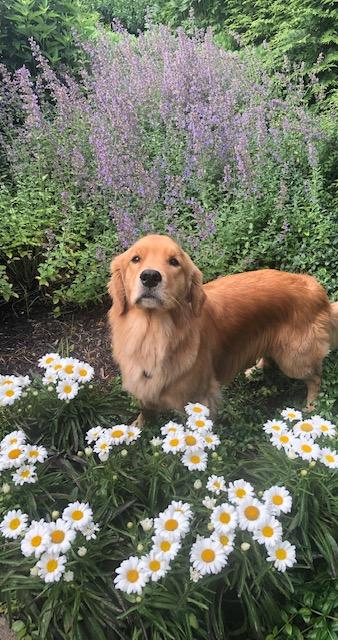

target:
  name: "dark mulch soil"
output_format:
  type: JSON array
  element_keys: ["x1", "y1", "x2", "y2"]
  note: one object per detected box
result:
[{"x1": 0, "y1": 303, "x2": 117, "y2": 380}]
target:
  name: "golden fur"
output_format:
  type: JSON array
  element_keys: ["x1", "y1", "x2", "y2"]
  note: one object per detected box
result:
[{"x1": 108, "y1": 234, "x2": 338, "y2": 416}]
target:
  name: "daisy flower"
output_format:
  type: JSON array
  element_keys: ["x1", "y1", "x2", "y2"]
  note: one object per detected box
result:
[
  {"x1": 74, "y1": 362, "x2": 94, "y2": 384},
  {"x1": 0, "y1": 509, "x2": 29, "y2": 539},
  {"x1": 140, "y1": 551, "x2": 170, "y2": 582},
  {"x1": 47, "y1": 519, "x2": 76, "y2": 553},
  {"x1": 125, "y1": 426, "x2": 142, "y2": 444},
  {"x1": 162, "y1": 432, "x2": 185, "y2": 454},
  {"x1": 150, "y1": 437, "x2": 162, "y2": 447},
  {"x1": 293, "y1": 420, "x2": 319, "y2": 439},
  {"x1": 202, "y1": 496, "x2": 217, "y2": 510},
  {"x1": 108, "y1": 425, "x2": 128, "y2": 445},
  {"x1": 0, "y1": 375, "x2": 19, "y2": 387},
  {"x1": 114, "y1": 556, "x2": 149, "y2": 595},
  {"x1": 181, "y1": 448, "x2": 208, "y2": 471},
  {"x1": 62, "y1": 502, "x2": 93, "y2": 531},
  {"x1": 58, "y1": 357, "x2": 78, "y2": 378},
  {"x1": 252, "y1": 516, "x2": 283, "y2": 547},
  {"x1": 38, "y1": 353, "x2": 60, "y2": 368},
  {"x1": 160, "y1": 421, "x2": 184, "y2": 436},
  {"x1": 152, "y1": 534, "x2": 181, "y2": 561},
  {"x1": 21, "y1": 520, "x2": 49, "y2": 558},
  {"x1": 227, "y1": 479, "x2": 255, "y2": 504},
  {"x1": 320, "y1": 447, "x2": 338, "y2": 469},
  {"x1": 263, "y1": 420, "x2": 288, "y2": 436},
  {"x1": 42, "y1": 370, "x2": 58, "y2": 385},
  {"x1": 190, "y1": 537, "x2": 227, "y2": 575},
  {"x1": 190, "y1": 567, "x2": 202, "y2": 582},
  {"x1": 85, "y1": 426, "x2": 104, "y2": 443},
  {"x1": 37, "y1": 552, "x2": 67, "y2": 583},
  {"x1": 25, "y1": 444, "x2": 48, "y2": 464},
  {"x1": 182, "y1": 431, "x2": 204, "y2": 450},
  {"x1": 12, "y1": 465, "x2": 37, "y2": 485},
  {"x1": 49, "y1": 360, "x2": 63, "y2": 374},
  {"x1": 1, "y1": 430, "x2": 26, "y2": 448},
  {"x1": 185, "y1": 402, "x2": 210, "y2": 418},
  {"x1": 140, "y1": 518, "x2": 153, "y2": 532},
  {"x1": 211, "y1": 531, "x2": 235, "y2": 555},
  {"x1": 93, "y1": 436, "x2": 111, "y2": 460},
  {"x1": 270, "y1": 431, "x2": 296, "y2": 450},
  {"x1": 266, "y1": 540, "x2": 296, "y2": 572},
  {"x1": 81, "y1": 522, "x2": 100, "y2": 540},
  {"x1": 0, "y1": 385, "x2": 22, "y2": 406},
  {"x1": 56, "y1": 379, "x2": 79, "y2": 401},
  {"x1": 187, "y1": 415, "x2": 213, "y2": 434},
  {"x1": 154, "y1": 509, "x2": 190, "y2": 540},
  {"x1": 237, "y1": 498, "x2": 268, "y2": 532},
  {"x1": 262, "y1": 486, "x2": 292, "y2": 515},
  {"x1": 169, "y1": 501, "x2": 193, "y2": 520},
  {"x1": 2, "y1": 444, "x2": 27, "y2": 468},
  {"x1": 16, "y1": 375, "x2": 31, "y2": 388},
  {"x1": 211, "y1": 503, "x2": 238, "y2": 534},
  {"x1": 203, "y1": 433, "x2": 221, "y2": 450},
  {"x1": 312, "y1": 417, "x2": 336, "y2": 438},
  {"x1": 294, "y1": 438, "x2": 320, "y2": 461},
  {"x1": 281, "y1": 408, "x2": 302, "y2": 422},
  {"x1": 206, "y1": 475, "x2": 226, "y2": 495}
]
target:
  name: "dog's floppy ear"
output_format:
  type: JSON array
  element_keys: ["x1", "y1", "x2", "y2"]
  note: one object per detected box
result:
[
  {"x1": 184, "y1": 253, "x2": 206, "y2": 316},
  {"x1": 108, "y1": 255, "x2": 127, "y2": 315}
]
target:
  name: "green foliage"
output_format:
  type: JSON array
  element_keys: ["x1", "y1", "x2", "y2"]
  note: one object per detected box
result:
[
  {"x1": 0, "y1": 0, "x2": 98, "y2": 71},
  {"x1": 87, "y1": 0, "x2": 150, "y2": 33}
]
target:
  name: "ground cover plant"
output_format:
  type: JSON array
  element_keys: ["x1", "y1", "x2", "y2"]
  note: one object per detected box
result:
[{"x1": 0, "y1": 353, "x2": 338, "y2": 639}]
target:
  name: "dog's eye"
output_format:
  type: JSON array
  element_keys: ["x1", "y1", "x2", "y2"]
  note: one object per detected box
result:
[
  {"x1": 169, "y1": 257, "x2": 180, "y2": 267},
  {"x1": 131, "y1": 255, "x2": 141, "y2": 263}
]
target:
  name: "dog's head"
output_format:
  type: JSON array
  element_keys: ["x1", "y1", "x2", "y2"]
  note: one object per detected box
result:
[{"x1": 108, "y1": 235, "x2": 206, "y2": 316}]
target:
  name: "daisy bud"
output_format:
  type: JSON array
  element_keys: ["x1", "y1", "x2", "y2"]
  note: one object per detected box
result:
[
  {"x1": 258, "y1": 490, "x2": 263, "y2": 497},
  {"x1": 211, "y1": 452, "x2": 218, "y2": 459},
  {"x1": 64, "y1": 570, "x2": 74, "y2": 582},
  {"x1": 194, "y1": 479, "x2": 202, "y2": 490},
  {"x1": 127, "y1": 522, "x2": 134, "y2": 529},
  {"x1": 207, "y1": 522, "x2": 214, "y2": 531},
  {"x1": 77, "y1": 451, "x2": 84, "y2": 457},
  {"x1": 153, "y1": 452, "x2": 159, "y2": 458},
  {"x1": 17, "y1": 409, "x2": 22, "y2": 413},
  {"x1": 136, "y1": 543, "x2": 144, "y2": 552},
  {"x1": 241, "y1": 542, "x2": 251, "y2": 552},
  {"x1": 27, "y1": 404, "x2": 32, "y2": 409},
  {"x1": 32, "y1": 390, "x2": 39, "y2": 397},
  {"x1": 22, "y1": 392, "x2": 28, "y2": 398},
  {"x1": 1, "y1": 483, "x2": 10, "y2": 494},
  {"x1": 112, "y1": 474, "x2": 118, "y2": 481},
  {"x1": 287, "y1": 450, "x2": 297, "y2": 460},
  {"x1": 47, "y1": 386, "x2": 54, "y2": 392},
  {"x1": 140, "y1": 518, "x2": 153, "y2": 532},
  {"x1": 77, "y1": 546, "x2": 87, "y2": 557},
  {"x1": 88, "y1": 384, "x2": 94, "y2": 389},
  {"x1": 30, "y1": 566, "x2": 39, "y2": 576},
  {"x1": 84, "y1": 447, "x2": 93, "y2": 457},
  {"x1": 121, "y1": 449, "x2": 128, "y2": 457},
  {"x1": 309, "y1": 461, "x2": 316, "y2": 468},
  {"x1": 52, "y1": 510, "x2": 60, "y2": 519},
  {"x1": 135, "y1": 596, "x2": 142, "y2": 603},
  {"x1": 300, "y1": 469, "x2": 308, "y2": 477}
]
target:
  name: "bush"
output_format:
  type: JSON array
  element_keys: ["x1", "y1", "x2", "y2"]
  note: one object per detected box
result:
[
  {"x1": 1, "y1": 27, "x2": 336, "y2": 309},
  {"x1": 87, "y1": 0, "x2": 150, "y2": 33}
]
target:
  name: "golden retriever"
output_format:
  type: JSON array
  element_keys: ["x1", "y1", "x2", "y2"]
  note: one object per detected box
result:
[{"x1": 108, "y1": 234, "x2": 338, "y2": 422}]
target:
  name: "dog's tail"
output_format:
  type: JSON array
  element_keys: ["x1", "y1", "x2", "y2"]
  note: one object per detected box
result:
[{"x1": 330, "y1": 302, "x2": 338, "y2": 350}]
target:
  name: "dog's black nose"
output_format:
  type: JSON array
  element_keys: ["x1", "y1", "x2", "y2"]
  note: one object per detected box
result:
[{"x1": 140, "y1": 269, "x2": 162, "y2": 288}]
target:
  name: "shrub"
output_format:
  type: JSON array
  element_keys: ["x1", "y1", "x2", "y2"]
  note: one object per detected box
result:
[{"x1": 87, "y1": 0, "x2": 150, "y2": 33}]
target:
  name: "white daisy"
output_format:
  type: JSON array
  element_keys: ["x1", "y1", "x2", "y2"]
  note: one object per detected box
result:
[
  {"x1": 190, "y1": 537, "x2": 227, "y2": 575},
  {"x1": 202, "y1": 433, "x2": 221, "y2": 450},
  {"x1": 152, "y1": 534, "x2": 181, "y2": 561},
  {"x1": 206, "y1": 475, "x2": 226, "y2": 495},
  {"x1": 154, "y1": 509, "x2": 190, "y2": 540},
  {"x1": 37, "y1": 552, "x2": 67, "y2": 583},
  {"x1": 263, "y1": 419, "x2": 288, "y2": 436},
  {"x1": 42, "y1": 370, "x2": 58, "y2": 385},
  {"x1": 281, "y1": 408, "x2": 302, "y2": 422},
  {"x1": 185, "y1": 402, "x2": 210, "y2": 418},
  {"x1": 262, "y1": 486, "x2": 292, "y2": 515},
  {"x1": 0, "y1": 385, "x2": 22, "y2": 406},
  {"x1": 58, "y1": 357, "x2": 78, "y2": 378},
  {"x1": 211, "y1": 503, "x2": 238, "y2": 534},
  {"x1": 1, "y1": 430, "x2": 26, "y2": 448},
  {"x1": 140, "y1": 518, "x2": 153, "y2": 532},
  {"x1": 266, "y1": 540, "x2": 296, "y2": 572},
  {"x1": 108, "y1": 425, "x2": 128, "y2": 445},
  {"x1": 62, "y1": 501, "x2": 93, "y2": 531},
  {"x1": 140, "y1": 551, "x2": 170, "y2": 582},
  {"x1": 74, "y1": 362, "x2": 94, "y2": 384},
  {"x1": 81, "y1": 521, "x2": 100, "y2": 540},
  {"x1": 182, "y1": 431, "x2": 204, "y2": 450},
  {"x1": 237, "y1": 498, "x2": 268, "y2": 532},
  {"x1": 169, "y1": 501, "x2": 193, "y2": 520},
  {"x1": 160, "y1": 421, "x2": 184, "y2": 436},
  {"x1": 210, "y1": 531, "x2": 235, "y2": 555},
  {"x1": 2, "y1": 444, "x2": 27, "y2": 468},
  {"x1": 94, "y1": 436, "x2": 112, "y2": 460},
  {"x1": 125, "y1": 426, "x2": 142, "y2": 444},
  {"x1": 25, "y1": 444, "x2": 48, "y2": 464},
  {"x1": 21, "y1": 520, "x2": 49, "y2": 558},
  {"x1": 38, "y1": 353, "x2": 60, "y2": 368},
  {"x1": 202, "y1": 496, "x2": 217, "y2": 510},
  {"x1": 0, "y1": 375, "x2": 19, "y2": 386},
  {"x1": 252, "y1": 516, "x2": 283, "y2": 548},
  {"x1": 320, "y1": 447, "x2": 338, "y2": 469},
  {"x1": 0, "y1": 509, "x2": 29, "y2": 539},
  {"x1": 56, "y1": 379, "x2": 79, "y2": 401},
  {"x1": 16, "y1": 375, "x2": 31, "y2": 388},
  {"x1": 270, "y1": 431, "x2": 296, "y2": 450},
  {"x1": 85, "y1": 426, "x2": 104, "y2": 443},
  {"x1": 150, "y1": 437, "x2": 163, "y2": 447},
  {"x1": 47, "y1": 519, "x2": 76, "y2": 553},
  {"x1": 12, "y1": 465, "x2": 37, "y2": 485},
  {"x1": 187, "y1": 415, "x2": 213, "y2": 434},
  {"x1": 181, "y1": 448, "x2": 208, "y2": 471},
  {"x1": 190, "y1": 567, "x2": 202, "y2": 582},
  {"x1": 162, "y1": 432, "x2": 185, "y2": 454},
  {"x1": 312, "y1": 417, "x2": 336, "y2": 438},
  {"x1": 114, "y1": 556, "x2": 149, "y2": 595},
  {"x1": 227, "y1": 479, "x2": 255, "y2": 504},
  {"x1": 294, "y1": 438, "x2": 320, "y2": 461},
  {"x1": 293, "y1": 420, "x2": 319, "y2": 439}
]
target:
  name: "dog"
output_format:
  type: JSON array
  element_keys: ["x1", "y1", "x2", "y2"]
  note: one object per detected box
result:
[{"x1": 108, "y1": 234, "x2": 338, "y2": 424}]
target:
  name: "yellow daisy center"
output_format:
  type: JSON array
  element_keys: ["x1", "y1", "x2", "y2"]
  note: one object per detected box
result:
[
  {"x1": 272, "y1": 495, "x2": 283, "y2": 505},
  {"x1": 79, "y1": 368, "x2": 88, "y2": 377},
  {"x1": 165, "y1": 518, "x2": 178, "y2": 531},
  {"x1": 9, "y1": 438, "x2": 18, "y2": 445},
  {"x1": 280, "y1": 435, "x2": 289, "y2": 443},
  {"x1": 127, "y1": 569, "x2": 139, "y2": 583},
  {"x1": 31, "y1": 535, "x2": 42, "y2": 547},
  {"x1": 191, "y1": 455, "x2": 201, "y2": 464},
  {"x1": 220, "y1": 535, "x2": 229, "y2": 545},
  {"x1": 63, "y1": 385, "x2": 72, "y2": 394},
  {"x1": 100, "y1": 443, "x2": 108, "y2": 450},
  {"x1": 46, "y1": 559, "x2": 58, "y2": 572},
  {"x1": 169, "y1": 438, "x2": 179, "y2": 447},
  {"x1": 127, "y1": 431, "x2": 134, "y2": 438},
  {"x1": 111, "y1": 430, "x2": 124, "y2": 439},
  {"x1": 28, "y1": 450, "x2": 38, "y2": 458},
  {"x1": 236, "y1": 488, "x2": 246, "y2": 498},
  {"x1": 205, "y1": 436, "x2": 213, "y2": 443},
  {"x1": 71, "y1": 510, "x2": 84, "y2": 521},
  {"x1": 185, "y1": 435, "x2": 197, "y2": 446},
  {"x1": 288, "y1": 412, "x2": 296, "y2": 418},
  {"x1": 5, "y1": 389, "x2": 15, "y2": 397},
  {"x1": 168, "y1": 427, "x2": 176, "y2": 433},
  {"x1": 325, "y1": 454, "x2": 335, "y2": 463},
  {"x1": 201, "y1": 549, "x2": 215, "y2": 563},
  {"x1": 54, "y1": 363, "x2": 62, "y2": 371},
  {"x1": 149, "y1": 560, "x2": 161, "y2": 572},
  {"x1": 20, "y1": 470, "x2": 30, "y2": 478},
  {"x1": 275, "y1": 548, "x2": 287, "y2": 560},
  {"x1": 271, "y1": 425, "x2": 281, "y2": 431},
  {"x1": 193, "y1": 407, "x2": 202, "y2": 413},
  {"x1": 51, "y1": 530, "x2": 65, "y2": 544},
  {"x1": 8, "y1": 448, "x2": 22, "y2": 459},
  {"x1": 195, "y1": 420, "x2": 205, "y2": 428},
  {"x1": 301, "y1": 444, "x2": 312, "y2": 453},
  {"x1": 300, "y1": 423, "x2": 313, "y2": 432},
  {"x1": 219, "y1": 512, "x2": 230, "y2": 524},
  {"x1": 320, "y1": 424, "x2": 328, "y2": 432},
  {"x1": 2, "y1": 379, "x2": 14, "y2": 385},
  {"x1": 64, "y1": 365, "x2": 74, "y2": 374},
  {"x1": 160, "y1": 541, "x2": 171, "y2": 552},
  {"x1": 262, "y1": 526, "x2": 273, "y2": 537},
  {"x1": 45, "y1": 357, "x2": 54, "y2": 364},
  {"x1": 213, "y1": 481, "x2": 221, "y2": 489},
  {"x1": 9, "y1": 518, "x2": 20, "y2": 530},
  {"x1": 244, "y1": 506, "x2": 260, "y2": 521}
]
